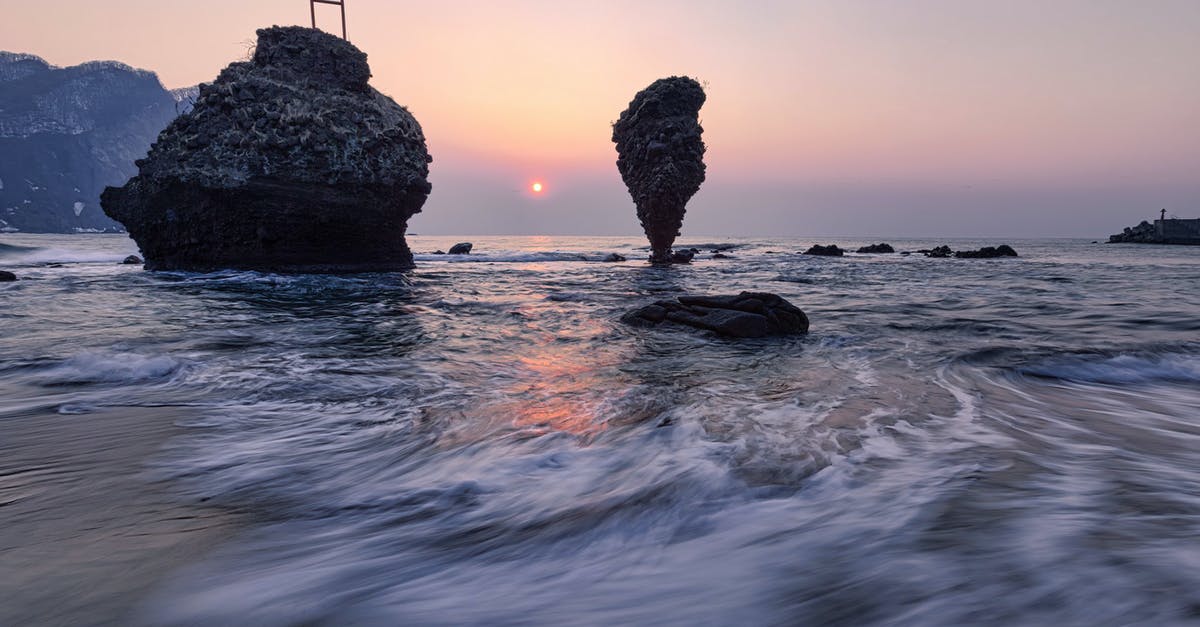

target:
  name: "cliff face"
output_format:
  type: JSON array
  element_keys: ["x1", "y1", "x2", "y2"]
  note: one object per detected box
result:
[
  {"x1": 0, "y1": 52, "x2": 180, "y2": 233},
  {"x1": 102, "y1": 26, "x2": 432, "y2": 272},
  {"x1": 612, "y1": 77, "x2": 706, "y2": 262}
]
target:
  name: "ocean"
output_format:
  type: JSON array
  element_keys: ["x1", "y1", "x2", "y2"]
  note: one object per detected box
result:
[{"x1": 2, "y1": 234, "x2": 1199, "y2": 625}]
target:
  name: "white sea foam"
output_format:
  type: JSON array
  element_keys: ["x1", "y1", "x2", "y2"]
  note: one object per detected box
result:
[{"x1": 36, "y1": 351, "x2": 183, "y2": 385}]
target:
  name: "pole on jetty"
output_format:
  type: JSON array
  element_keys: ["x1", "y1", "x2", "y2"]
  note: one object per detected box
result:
[{"x1": 310, "y1": 0, "x2": 348, "y2": 40}]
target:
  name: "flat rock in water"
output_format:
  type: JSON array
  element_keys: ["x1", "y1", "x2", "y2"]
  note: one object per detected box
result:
[
  {"x1": 802, "y1": 244, "x2": 844, "y2": 257},
  {"x1": 622, "y1": 292, "x2": 809, "y2": 338},
  {"x1": 602, "y1": 253, "x2": 626, "y2": 262},
  {"x1": 955, "y1": 245, "x2": 1018, "y2": 258},
  {"x1": 856, "y1": 243, "x2": 895, "y2": 254}
]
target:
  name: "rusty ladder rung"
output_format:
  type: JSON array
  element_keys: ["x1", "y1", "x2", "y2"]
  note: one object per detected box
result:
[{"x1": 310, "y1": 0, "x2": 348, "y2": 40}]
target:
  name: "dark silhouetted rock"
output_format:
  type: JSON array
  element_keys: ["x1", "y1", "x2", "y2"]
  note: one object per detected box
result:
[
  {"x1": 612, "y1": 76, "x2": 706, "y2": 263},
  {"x1": 122, "y1": 255, "x2": 142, "y2": 265},
  {"x1": 955, "y1": 245, "x2": 1018, "y2": 258},
  {"x1": 448, "y1": 242, "x2": 472, "y2": 255},
  {"x1": 802, "y1": 244, "x2": 844, "y2": 257},
  {"x1": 100, "y1": 26, "x2": 432, "y2": 272},
  {"x1": 622, "y1": 292, "x2": 809, "y2": 338},
  {"x1": 1108, "y1": 220, "x2": 1157, "y2": 243},
  {"x1": 602, "y1": 253, "x2": 626, "y2": 262},
  {"x1": 712, "y1": 252, "x2": 731, "y2": 259},
  {"x1": 924, "y1": 245, "x2": 953, "y2": 258},
  {"x1": 856, "y1": 243, "x2": 894, "y2": 254},
  {"x1": 0, "y1": 270, "x2": 16, "y2": 281},
  {"x1": 431, "y1": 250, "x2": 445, "y2": 255}
]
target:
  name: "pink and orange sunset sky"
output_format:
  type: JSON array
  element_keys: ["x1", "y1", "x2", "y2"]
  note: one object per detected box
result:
[{"x1": 3, "y1": 0, "x2": 1198, "y2": 237}]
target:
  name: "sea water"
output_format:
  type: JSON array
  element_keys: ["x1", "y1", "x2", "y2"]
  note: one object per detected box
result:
[{"x1": 2, "y1": 234, "x2": 1199, "y2": 625}]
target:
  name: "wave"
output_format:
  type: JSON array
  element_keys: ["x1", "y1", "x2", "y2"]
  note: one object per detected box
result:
[
  {"x1": 413, "y1": 251, "x2": 602, "y2": 263},
  {"x1": 1020, "y1": 351, "x2": 1200, "y2": 385},
  {"x1": 33, "y1": 351, "x2": 184, "y2": 386},
  {"x1": 1, "y1": 246, "x2": 131, "y2": 265}
]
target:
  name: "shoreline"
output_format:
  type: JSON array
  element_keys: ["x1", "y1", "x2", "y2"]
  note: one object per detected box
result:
[{"x1": 0, "y1": 403, "x2": 237, "y2": 626}]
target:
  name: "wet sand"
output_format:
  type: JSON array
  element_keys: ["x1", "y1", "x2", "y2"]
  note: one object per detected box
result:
[{"x1": 0, "y1": 405, "x2": 235, "y2": 626}]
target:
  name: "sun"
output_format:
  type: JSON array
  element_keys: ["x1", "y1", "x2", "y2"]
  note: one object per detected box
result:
[{"x1": 531, "y1": 182, "x2": 544, "y2": 193}]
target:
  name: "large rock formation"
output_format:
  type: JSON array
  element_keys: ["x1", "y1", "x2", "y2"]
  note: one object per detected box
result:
[
  {"x1": 612, "y1": 77, "x2": 706, "y2": 263},
  {"x1": 0, "y1": 52, "x2": 182, "y2": 233},
  {"x1": 622, "y1": 292, "x2": 808, "y2": 338},
  {"x1": 102, "y1": 26, "x2": 432, "y2": 272}
]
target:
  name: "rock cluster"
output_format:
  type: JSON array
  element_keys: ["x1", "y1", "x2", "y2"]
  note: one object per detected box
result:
[
  {"x1": 101, "y1": 26, "x2": 432, "y2": 272},
  {"x1": 955, "y1": 245, "x2": 1018, "y2": 258},
  {"x1": 802, "y1": 244, "x2": 844, "y2": 257},
  {"x1": 1108, "y1": 221, "x2": 1158, "y2": 243},
  {"x1": 622, "y1": 292, "x2": 809, "y2": 338},
  {"x1": 856, "y1": 243, "x2": 894, "y2": 254},
  {"x1": 612, "y1": 77, "x2": 706, "y2": 263}
]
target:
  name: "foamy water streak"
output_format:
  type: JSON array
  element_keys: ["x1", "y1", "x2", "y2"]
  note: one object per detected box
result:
[{"x1": 2, "y1": 234, "x2": 1199, "y2": 625}]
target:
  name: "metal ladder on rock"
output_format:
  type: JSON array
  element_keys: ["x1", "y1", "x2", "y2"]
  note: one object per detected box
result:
[{"x1": 310, "y1": 0, "x2": 348, "y2": 40}]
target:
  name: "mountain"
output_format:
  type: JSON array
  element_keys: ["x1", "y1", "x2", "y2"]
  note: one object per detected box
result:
[{"x1": 0, "y1": 52, "x2": 186, "y2": 233}]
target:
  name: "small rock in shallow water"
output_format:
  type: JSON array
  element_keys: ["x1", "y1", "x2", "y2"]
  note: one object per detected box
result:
[
  {"x1": 670, "y1": 249, "x2": 695, "y2": 263},
  {"x1": 431, "y1": 250, "x2": 445, "y2": 255},
  {"x1": 602, "y1": 253, "x2": 627, "y2": 262},
  {"x1": 802, "y1": 244, "x2": 844, "y2": 257},
  {"x1": 712, "y1": 252, "x2": 731, "y2": 259},
  {"x1": 622, "y1": 292, "x2": 809, "y2": 338},
  {"x1": 448, "y1": 242, "x2": 473, "y2": 255},
  {"x1": 122, "y1": 255, "x2": 142, "y2": 265},
  {"x1": 0, "y1": 270, "x2": 16, "y2": 281}
]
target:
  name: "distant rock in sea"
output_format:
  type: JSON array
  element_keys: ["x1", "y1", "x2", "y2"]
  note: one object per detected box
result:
[
  {"x1": 0, "y1": 52, "x2": 180, "y2": 233},
  {"x1": 623, "y1": 292, "x2": 809, "y2": 338},
  {"x1": 102, "y1": 26, "x2": 432, "y2": 272},
  {"x1": 802, "y1": 244, "x2": 844, "y2": 257},
  {"x1": 448, "y1": 242, "x2": 473, "y2": 255},
  {"x1": 612, "y1": 76, "x2": 706, "y2": 263},
  {"x1": 0, "y1": 270, "x2": 16, "y2": 281},
  {"x1": 122, "y1": 255, "x2": 142, "y2": 265},
  {"x1": 955, "y1": 245, "x2": 1018, "y2": 258},
  {"x1": 856, "y1": 243, "x2": 894, "y2": 254}
]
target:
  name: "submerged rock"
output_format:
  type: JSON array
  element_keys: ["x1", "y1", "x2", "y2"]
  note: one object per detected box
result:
[
  {"x1": 802, "y1": 244, "x2": 844, "y2": 257},
  {"x1": 856, "y1": 243, "x2": 895, "y2": 254},
  {"x1": 447, "y1": 242, "x2": 473, "y2": 255},
  {"x1": 612, "y1": 77, "x2": 706, "y2": 263},
  {"x1": 602, "y1": 253, "x2": 627, "y2": 262},
  {"x1": 101, "y1": 26, "x2": 432, "y2": 272},
  {"x1": 0, "y1": 270, "x2": 16, "y2": 281},
  {"x1": 122, "y1": 255, "x2": 142, "y2": 265},
  {"x1": 955, "y1": 245, "x2": 1018, "y2": 258},
  {"x1": 622, "y1": 292, "x2": 809, "y2": 338}
]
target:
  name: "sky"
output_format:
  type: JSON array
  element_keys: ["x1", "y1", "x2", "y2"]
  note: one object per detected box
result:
[{"x1": 2, "y1": 0, "x2": 1198, "y2": 237}]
